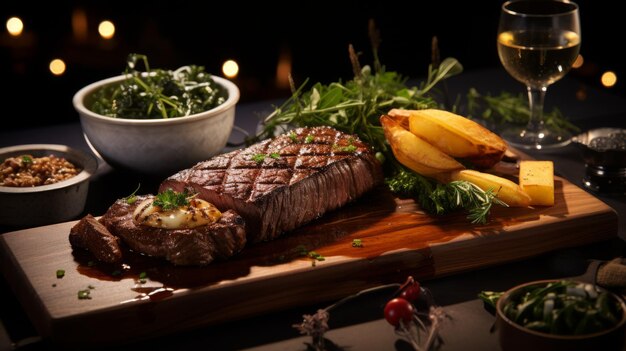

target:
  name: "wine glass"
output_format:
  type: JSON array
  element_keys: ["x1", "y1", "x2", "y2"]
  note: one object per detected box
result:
[{"x1": 497, "y1": 0, "x2": 581, "y2": 149}]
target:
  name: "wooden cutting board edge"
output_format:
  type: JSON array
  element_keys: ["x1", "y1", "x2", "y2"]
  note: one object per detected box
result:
[
  {"x1": 1, "y1": 208, "x2": 619, "y2": 346},
  {"x1": 0, "y1": 174, "x2": 620, "y2": 346},
  {"x1": 430, "y1": 207, "x2": 618, "y2": 277}
]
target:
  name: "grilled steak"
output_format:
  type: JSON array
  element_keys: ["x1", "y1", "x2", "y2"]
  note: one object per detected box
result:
[
  {"x1": 99, "y1": 195, "x2": 246, "y2": 266},
  {"x1": 70, "y1": 214, "x2": 123, "y2": 264},
  {"x1": 160, "y1": 126, "x2": 384, "y2": 243}
]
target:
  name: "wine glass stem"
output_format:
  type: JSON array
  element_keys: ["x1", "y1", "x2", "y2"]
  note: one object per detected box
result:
[{"x1": 526, "y1": 86, "x2": 547, "y2": 134}]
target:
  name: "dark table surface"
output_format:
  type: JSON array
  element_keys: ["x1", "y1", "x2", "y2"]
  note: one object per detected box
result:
[{"x1": 1, "y1": 68, "x2": 625, "y2": 351}]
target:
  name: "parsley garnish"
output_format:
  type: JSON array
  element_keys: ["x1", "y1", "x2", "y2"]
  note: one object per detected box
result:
[
  {"x1": 252, "y1": 153, "x2": 280, "y2": 163},
  {"x1": 252, "y1": 154, "x2": 266, "y2": 163},
  {"x1": 333, "y1": 144, "x2": 357, "y2": 153},
  {"x1": 304, "y1": 135, "x2": 314, "y2": 144},
  {"x1": 308, "y1": 251, "x2": 325, "y2": 261},
  {"x1": 56, "y1": 269, "x2": 65, "y2": 279},
  {"x1": 21, "y1": 155, "x2": 32, "y2": 164},
  {"x1": 138, "y1": 271, "x2": 148, "y2": 284},
  {"x1": 153, "y1": 188, "x2": 190, "y2": 210},
  {"x1": 289, "y1": 131, "x2": 297, "y2": 142},
  {"x1": 78, "y1": 285, "x2": 95, "y2": 300},
  {"x1": 124, "y1": 183, "x2": 141, "y2": 204},
  {"x1": 294, "y1": 246, "x2": 326, "y2": 266},
  {"x1": 352, "y1": 239, "x2": 363, "y2": 248}
]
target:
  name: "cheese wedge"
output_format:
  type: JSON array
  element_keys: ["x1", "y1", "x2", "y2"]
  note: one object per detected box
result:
[{"x1": 519, "y1": 161, "x2": 554, "y2": 206}]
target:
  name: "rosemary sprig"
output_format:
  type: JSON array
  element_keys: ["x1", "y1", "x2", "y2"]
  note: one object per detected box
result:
[
  {"x1": 386, "y1": 166, "x2": 506, "y2": 224},
  {"x1": 249, "y1": 48, "x2": 461, "y2": 154},
  {"x1": 466, "y1": 88, "x2": 579, "y2": 135}
]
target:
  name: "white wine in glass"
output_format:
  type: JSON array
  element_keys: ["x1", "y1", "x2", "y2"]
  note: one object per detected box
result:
[{"x1": 497, "y1": 0, "x2": 581, "y2": 149}]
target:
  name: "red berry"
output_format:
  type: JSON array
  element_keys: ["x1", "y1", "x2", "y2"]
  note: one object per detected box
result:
[
  {"x1": 399, "y1": 280, "x2": 421, "y2": 302},
  {"x1": 384, "y1": 298, "x2": 415, "y2": 327}
]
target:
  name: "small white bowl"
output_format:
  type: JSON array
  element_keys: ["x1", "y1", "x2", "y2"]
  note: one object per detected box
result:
[
  {"x1": 73, "y1": 74, "x2": 239, "y2": 175},
  {"x1": 0, "y1": 144, "x2": 98, "y2": 228}
]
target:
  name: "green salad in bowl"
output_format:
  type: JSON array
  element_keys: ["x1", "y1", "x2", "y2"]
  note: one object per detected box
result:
[
  {"x1": 89, "y1": 54, "x2": 227, "y2": 119},
  {"x1": 73, "y1": 54, "x2": 239, "y2": 175}
]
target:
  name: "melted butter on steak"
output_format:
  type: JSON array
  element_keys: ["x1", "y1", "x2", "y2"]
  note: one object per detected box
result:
[
  {"x1": 99, "y1": 195, "x2": 246, "y2": 266},
  {"x1": 133, "y1": 197, "x2": 222, "y2": 229}
]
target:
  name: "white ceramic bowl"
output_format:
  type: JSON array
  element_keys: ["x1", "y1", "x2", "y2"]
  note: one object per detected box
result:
[
  {"x1": 0, "y1": 144, "x2": 98, "y2": 228},
  {"x1": 73, "y1": 74, "x2": 239, "y2": 175}
]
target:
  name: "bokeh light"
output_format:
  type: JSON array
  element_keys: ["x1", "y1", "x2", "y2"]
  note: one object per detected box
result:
[
  {"x1": 98, "y1": 20, "x2": 115, "y2": 39},
  {"x1": 6, "y1": 17, "x2": 24, "y2": 36},
  {"x1": 49, "y1": 59, "x2": 66, "y2": 76},
  {"x1": 222, "y1": 60, "x2": 239, "y2": 78},
  {"x1": 572, "y1": 54, "x2": 584, "y2": 69},
  {"x1": 601, "y1": 71, "x2": 617, "y2": 88},
  {"x1": 276, "y1": 50, "x2": 292, "y2": 89},
  {"x1": 72, "y1": 9, "x2": 88, "y2": 42}
]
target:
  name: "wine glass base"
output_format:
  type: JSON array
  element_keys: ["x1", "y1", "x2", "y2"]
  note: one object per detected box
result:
[{"x1": 501, "y1": 127, "x2": 572, "y2": 150}]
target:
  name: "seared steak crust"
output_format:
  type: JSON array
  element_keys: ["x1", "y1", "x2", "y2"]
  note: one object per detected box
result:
[
  {"x1": 100, "y1": 195, "x2": 246, "y2": 266},
  {"x1": 70, "y1": 214, "x2": 123, "y2": 264},
  {"x1": 160, "y1": 126, "x2": 384, "y2": 242}
]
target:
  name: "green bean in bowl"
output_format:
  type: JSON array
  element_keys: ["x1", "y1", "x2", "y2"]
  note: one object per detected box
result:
[{"x1": 89, "y1": 54, "x2": 227, "y2": 119}]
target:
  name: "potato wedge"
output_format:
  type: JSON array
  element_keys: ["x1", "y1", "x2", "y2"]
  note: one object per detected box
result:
[
  {"x1": 448, "y1": 169, "x2": 531, "y2": 207},
  {"x1": 380, "y1": 115, "x2": 464, "y2": 176},
  {"x1": 392, "y1": 109, "x2": 506, "y2": 168}
]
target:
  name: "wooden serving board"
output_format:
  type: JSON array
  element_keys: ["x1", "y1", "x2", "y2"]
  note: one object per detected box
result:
[{"x1": 0, "y1": 171, "x2": 617, "y2": 346}]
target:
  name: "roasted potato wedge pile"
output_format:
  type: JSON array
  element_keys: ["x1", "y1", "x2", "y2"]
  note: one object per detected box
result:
[
  {"x1": 382, "y1": 109, "x2": 531, "y2": 207},
  {"x1": 389, "y1": 108, "x2": 506, "y2": 168},
  {"x1": 380, "y1": 115, "x2": 464, "y2": 176}
]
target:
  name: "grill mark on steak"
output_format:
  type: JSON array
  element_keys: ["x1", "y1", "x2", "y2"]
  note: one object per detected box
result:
[
  {"x1": 160, "y1": 126, "x2": 383, "y2": 243},
  {"x1": 99, "y1": 195, "x2": 246, "y2": 266}
]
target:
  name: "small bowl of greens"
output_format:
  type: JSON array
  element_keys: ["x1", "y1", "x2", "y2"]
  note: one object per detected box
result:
[
  {"x1": 495, "y1": 279, "x2": 626, "y2": 351},
  {"x1": 73, "y1": 54, "x2": 239, "y2": 176}
]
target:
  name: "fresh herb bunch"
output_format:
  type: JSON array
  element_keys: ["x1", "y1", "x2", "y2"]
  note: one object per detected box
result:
[
  {"x1": 467, "y1": 88, "x2": 579, "y2": 135},
  {"x1": 253, "y1": 51, "x2": 461, "y2": 155},
  {"x1": 153, "y1": 188, "x2": 192, "y2": 210},
  {"x1": 387, "y1": 167, "x2": 506, "y2": 224},
  {"x1": 90, "y1": 54, "x2": 226, "y2": 119},
  {"x1": 254, "y1": 24, "x2": 512, "y2": 223}
]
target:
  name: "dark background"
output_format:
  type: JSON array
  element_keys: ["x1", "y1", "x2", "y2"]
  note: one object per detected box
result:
[{"x1": 1, "y1": 0, "x2": 622, "y2": 130}]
